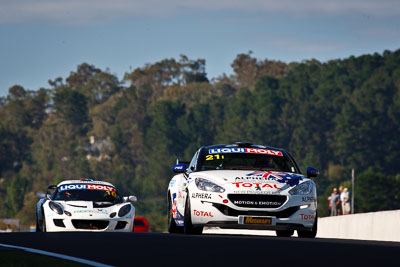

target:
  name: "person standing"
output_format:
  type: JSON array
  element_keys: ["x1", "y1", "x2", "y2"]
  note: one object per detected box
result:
[
  {"x1": 337, "y1": 186, "x2": 344, "y2": 215},
  {"x1": 341, "y1": 188, "x2": 351, "y2": 215},
  {"x1": 330, "y1": 188, "x2": 340, "y2": 216}
]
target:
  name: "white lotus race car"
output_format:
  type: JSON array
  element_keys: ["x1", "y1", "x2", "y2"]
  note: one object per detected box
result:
[
  {"x1": 36, "y1": 179, "x2": 137, "y2": 232},
  {"x1": 167, "y1": 142, "x2": 319, "y2": 237}
]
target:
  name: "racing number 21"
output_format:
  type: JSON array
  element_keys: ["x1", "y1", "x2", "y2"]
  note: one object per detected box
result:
[
  {"x1": 206, "y1": 154, "x2": 224, "y2": 161},
  {"x1": 106, "y1": 190, "x2": 117, "y2": 197}
]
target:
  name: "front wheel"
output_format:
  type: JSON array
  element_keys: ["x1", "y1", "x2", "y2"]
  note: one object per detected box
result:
[
  {"x1": 297, "y1": 216, "x2": 317, "y2": 238},
  {"x1": 42, "y1": 213, "x2": 47, "y2": 232},
  {"x1": 167, "y1": 194, "x2": 183, "y2": 233},
  {"x1": 35, "y1": 214, "x2": 41, "y2": 232},
  {"x1": 183, "y1": 195, "x2": 203, "y2": 235}
]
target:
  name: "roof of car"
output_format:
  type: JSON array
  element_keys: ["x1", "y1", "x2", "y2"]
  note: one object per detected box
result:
[{"x1": 57, "y1": 179, "x2": 115, "y2": 187}]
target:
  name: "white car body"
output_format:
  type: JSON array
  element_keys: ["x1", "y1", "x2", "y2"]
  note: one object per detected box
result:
[
  {"x1": 167, "y1": 143, "x2": 318, "y2": 237},
  {"x1": 36, "y1": 180, "x2": 136, "y2": 232}
]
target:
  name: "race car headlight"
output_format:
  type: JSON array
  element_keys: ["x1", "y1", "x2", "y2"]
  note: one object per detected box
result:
[
  {"x1": 195, "y1": 178, "x2": 225, "y2": 193},
  {"x1": 49, "y1": 201, "x2": 63, "y2": 215},
  {"x1": 288, "y1": 181, "x2": 313, "y2": 195},
  {"x1": 118, "y1": 204, "x2": 132, "y2": 217}
]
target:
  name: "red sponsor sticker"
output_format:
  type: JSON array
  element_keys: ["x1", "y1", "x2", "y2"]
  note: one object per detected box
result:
[
  {"x1": 193, "y1": 209, "x2": 214, "y2": 217},
  {"x1": 232, "y1": 182, "x2": 281, "y2": 189},
  {"x1": 245, "y1": 148, "x2": 283, "y2": 156},
  {"x1": 300, "y1": 214, "x2": 315, "y2": 220},
  {"x1": 208, "y1": 148, "x2": 282, "y2": 156}
]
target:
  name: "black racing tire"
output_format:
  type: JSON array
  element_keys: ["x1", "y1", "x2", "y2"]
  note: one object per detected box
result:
[
  {"x1": 42, "y1": 211, "x2": 47, "y2": 232},
  {"x1": 276, "y1": 230, "x2": 294, "y2": 237},
  {"x1": 298, "y1": 216, "x2": 318, "y2": 238},
  {"x1": 183, "y1": 194, "x2": 203, "y2": 235},
  {"x1": 35, "y1": 214, "x2": 41, "y2": 232},
  {"x1": 167, "y1": 193, "x2": 183, "y2": 233}
]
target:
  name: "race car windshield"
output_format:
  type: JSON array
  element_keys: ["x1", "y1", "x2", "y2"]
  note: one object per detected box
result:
[
  {"x1": 200, "y1": 149, "x2": 297, "y2": 173},
  {"x1": 53, "y1": 184, "x2": 122, "y2": 203}
]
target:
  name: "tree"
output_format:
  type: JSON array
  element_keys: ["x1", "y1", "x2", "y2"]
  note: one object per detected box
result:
[
  {"x1": 355, "y1": 170, "x2": 400, "y2": 213},
  {"x1": 53, "y1": 87, "x2": 89, "y2": 129}
]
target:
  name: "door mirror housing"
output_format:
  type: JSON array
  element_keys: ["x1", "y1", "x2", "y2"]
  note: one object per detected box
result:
[
  {"x1": 124, "y1": 196, "x2": 137, "y2": 203},
  {"x1": 172, "y1": 163, "x2": 187, "y2": 173},
  {"x1": 306, "y1": 167, "x2": 319, "y2": 178},
  {"x1": 36, "y1": 192, "x2": 51, "y2": 199}
]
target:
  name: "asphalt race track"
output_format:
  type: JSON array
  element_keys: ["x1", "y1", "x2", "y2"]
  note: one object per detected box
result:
[{"x1": 0, "y1": 232, "x2": 399, "y2": 266}]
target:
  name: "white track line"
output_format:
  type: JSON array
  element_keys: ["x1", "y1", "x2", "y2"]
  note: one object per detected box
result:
[{"x1": 0, "y1": 243, "x2": 114, "y2": 267}]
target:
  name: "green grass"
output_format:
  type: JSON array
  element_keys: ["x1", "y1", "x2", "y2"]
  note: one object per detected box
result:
[{"x1": 0, "y1": 250, "x2": 89, "y2": 267}]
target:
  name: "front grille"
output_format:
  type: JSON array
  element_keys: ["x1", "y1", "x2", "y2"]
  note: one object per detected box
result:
[
  {"x1": 212, "y1": 203, "x2": 299, "y2": 218},
  {"x1": 228, "y1": 194, "x2": 287, "y2": 208},
  {"x1": 53, "y1": 219, "x2": 65, "y2": 227},
  {"x1": 72, "y1": 220, "x2": 109, "y2": 230}
]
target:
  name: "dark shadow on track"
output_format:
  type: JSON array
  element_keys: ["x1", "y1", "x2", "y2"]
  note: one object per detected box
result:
[{"x1": 1, "y1": 232, "x2": 399, "y2": 267}]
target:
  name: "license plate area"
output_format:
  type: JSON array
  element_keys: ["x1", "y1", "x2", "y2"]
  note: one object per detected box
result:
[{"x1": 238, "y1": 216, "x2": 276, "y2": 225}]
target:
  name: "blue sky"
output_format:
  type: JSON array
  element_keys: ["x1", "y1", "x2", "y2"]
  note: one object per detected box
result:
[{"x1": 1, "y1": 0, "x2": 399, "y2": 97}]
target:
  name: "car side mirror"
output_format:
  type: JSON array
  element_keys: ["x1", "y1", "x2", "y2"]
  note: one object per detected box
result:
[
  {"x1": 124, "y1": 196, "x2": 137, "y2": 202},
  {"x1": 172, "y1": 163, "x2": 187, "y2": 173},
  {"x1": 36, "y1": 192, "x2": 50, "y2": 199},
  {"x1": 306, "y1": 167, "x2": 319, "y2": 178}
]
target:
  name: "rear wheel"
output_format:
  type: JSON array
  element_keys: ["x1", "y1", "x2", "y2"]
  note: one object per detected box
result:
[
  {"x1": 183, "y1": 194, "x2": 203, "y2": 235},
  {"x1": 298, "y1": 216, "x2": 318, "y2": 238},
  {"x1": 167, "y1": 194, "x2": 183, "y2": 233},
  {"x1": 276, "y1": 230, "x2": 294, "y2": 237}
]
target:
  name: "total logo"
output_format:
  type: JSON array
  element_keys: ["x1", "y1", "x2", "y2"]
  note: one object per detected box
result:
[
  {"x1": 232, "y1": 182, "x2": 281, "y2": 189},
  {"x1": 193, "y1": 209, "x2": 214, "y2": 217},
  {"x1": 300, "y1": 214, "x2": 315, "y2": 220}
]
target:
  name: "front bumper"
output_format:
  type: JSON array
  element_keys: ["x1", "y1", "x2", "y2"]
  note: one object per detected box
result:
[
  {"x1": 44, "y1": 213, "x2": 135, "y2": 232},
  {"x1": 188, "y1": 193, "x2": 317, "y2": 231}
]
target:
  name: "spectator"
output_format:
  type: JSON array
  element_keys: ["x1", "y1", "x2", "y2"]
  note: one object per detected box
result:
[
  {"x1": 341, "y1": 188, "x2": 351, "y2": 215},
  {"x1": 327, "y1": 195, "x2": 332, "y2": 216},
  {"x1": 6, "y1": 224, "x2": 13, "y2": 232},
  {"x1": 337, "y1": 186, "x2": 344, "y2": 215},
  {"x1": 330, "y1": 188, "x2": 340, "y2": 216}
]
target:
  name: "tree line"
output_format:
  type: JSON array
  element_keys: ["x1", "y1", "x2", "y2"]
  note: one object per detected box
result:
[{"x1": 1, "y1": 51, "x2": 399, "y2": 231}]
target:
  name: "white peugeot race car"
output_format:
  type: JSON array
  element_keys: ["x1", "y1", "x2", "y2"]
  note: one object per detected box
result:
[
  {"x1": 167, "y1": 142, "x2": 319, "y2": 237},
  {"x1": 36, "y1": 179, "x2": 137, "y2": 232}
]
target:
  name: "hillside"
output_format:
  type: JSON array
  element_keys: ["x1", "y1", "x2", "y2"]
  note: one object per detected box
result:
[{"x1": 1, "y1": 51, "x2": 400, "y2": 231}]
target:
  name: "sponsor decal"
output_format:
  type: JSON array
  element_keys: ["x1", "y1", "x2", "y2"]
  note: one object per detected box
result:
[
  {"x1": 245, "y1": 171, "x2": 303, "y2": 187},
  {"x1": 233, "y1": 200, "x2": 281, "y2": 206},
  {"x1": 191, "y1": 193, "x2": 212, "y2": 199},
  {"x1": 232, "y1": 182, "x2": 282, "y2": 189},
  {"x1": 300, "y1": 214, "x2": 315, "y2": 220},
  {"x1": 235, "y1": 176, "x2": 277, "y2": 182},
  {"x1": 73, "y1": 209, "x2": 109, "y2": 214},
  {"x1": 193, "y1": 209, "x2": 214, "y2": 217},
  {"x1": 169, "y1": 180, "x2": 176, "y2": 187},
  {"x1": 172, "y1": 193, "x2": 177, "y2": 218},
  {"x1": 244, "y1": 217, "x2": 272, "y2": 224},
  {"x1": 59, "y1": 184, "x2": 116, "y2": 192},
  {"x1": 233, "y1": 190, "x2": 280, "y2": 195},
  {"x1": 208, "y1": 148, "x2": 283, "y2": 156},
  {"x1": 302, "y1": 196, "x2": 316, "y2": 202}
]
